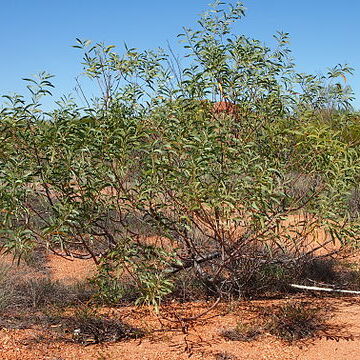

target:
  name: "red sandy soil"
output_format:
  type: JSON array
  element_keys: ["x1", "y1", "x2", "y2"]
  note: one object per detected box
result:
[
  {"x1": 46, "y1": 255, "x2": 97, "y2": 284},
  {"x1": 2, "y1": 252, "x2": 360, "y2": 360},
  {"x1": 0, "y1": 297, "x2": 360, "y2": 360},
  {"x1": 1, "y1": 253, "x2": 96, "y2": 283}
]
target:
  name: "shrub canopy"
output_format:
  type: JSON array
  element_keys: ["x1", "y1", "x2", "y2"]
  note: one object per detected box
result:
[{"x1": 1, "y1": 1, "x2": 359, "y2": 306}]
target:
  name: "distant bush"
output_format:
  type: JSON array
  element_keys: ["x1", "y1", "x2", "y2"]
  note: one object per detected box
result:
[{"x1": 0, "y1": 265, "x2": 95, "y2": 311}]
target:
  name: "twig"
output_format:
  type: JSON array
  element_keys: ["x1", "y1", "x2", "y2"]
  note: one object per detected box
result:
[{"x1": 165, "y1": 251, "x2": 220, "y2": 275}]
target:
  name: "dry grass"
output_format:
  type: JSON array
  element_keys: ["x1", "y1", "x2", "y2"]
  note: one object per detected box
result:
[
  {"x1": 220, "y1": 321, "x2": 262, "y2": 342},
  {"x1": 263, "y1": 301, "x2": 326, "y2": 342},
  {"x1": 221, "y1": 301, "x2": 327, "y2": 344}
]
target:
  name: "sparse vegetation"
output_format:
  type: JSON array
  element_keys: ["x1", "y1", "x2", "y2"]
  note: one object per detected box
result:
[
  {"x1": 0, "y1": 265, "x2": 14, "y2": 313},
  {"x1": 264, "y1": 302, "x2": 325, "y2": 342},
  {"x1": 221, "y1": 301, "x2": 326, "y2": 343},
  {"x1": 220, "y1": 321, "x2": 262, "y2": 341},
  {"x1": 69, "y1": 306, "x2": 144, "y2": 345},
  {"x1": 214, "y1": 352, "x2": 238, "y2": 360},
  {"x1": 16, "y1": 278, "x2": 68, "y2": 308},
  {"x1": 0, "y1": 264, "x2": 95, "y2": 315}
]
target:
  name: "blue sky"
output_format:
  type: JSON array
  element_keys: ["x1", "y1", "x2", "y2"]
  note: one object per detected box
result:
[{"x1": 1, "y1": 0, "x2": 359, "y2": 109}]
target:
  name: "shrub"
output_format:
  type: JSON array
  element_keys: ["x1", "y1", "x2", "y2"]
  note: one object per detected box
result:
[
  {"x1": 221, "y1": 301, "x2": 326, "y2": 344},
  {"x1": 70, "y1": 307, "x2": 144, "y2": 345},
  {"x1": 348, "y1": 186, "x2": 360, "y2": 218},
  {"x1": 0, "y1": 265, "x2": 14, "y2": 313},
  {"x1": 68, "y1": 279, "x2": 96, "y2": 304},
  {"x1": 298, "y1": 257, "x2": 338, "y2": 284},
  {"x1": 0, "y1": 1, "x2": 358, "y2": 308},
  {"x1": 13, "y1": 276, "x2": 95, "y2": 309},
  {"x1": 220, "y1": 321, "x2": 262, "y2": 341},
  {"x1": 214, "y1": 352, "x2": 238, "y2": 360},
  {"x1": 15, "y1": 278, "x2": 69, "y2": 308},
  {"x1": 21, "y1": 246, "x2": 48, "y2": 270},
  {"x1": 264, "y1": 302, "x2": 325, "y2": 342},
  {"x1": 91, "y1": 271, "x2": 137, "y2": 305}
]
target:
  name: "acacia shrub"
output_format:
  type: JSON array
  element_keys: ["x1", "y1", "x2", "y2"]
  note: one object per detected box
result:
[{"x1": 0, "y1": 2, "x2": 359, "y2": 306}]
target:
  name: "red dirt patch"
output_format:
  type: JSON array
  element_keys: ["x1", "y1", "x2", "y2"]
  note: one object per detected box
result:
[
  {"x1": 46, "y1": 254, "x2": 97, "y2": 284},
  {"x1": 1, "y1": 298, "x2": 360, "y2": 360},
  {"x1": 2, "y1": 244, "x2": 360, "y2": 360}
]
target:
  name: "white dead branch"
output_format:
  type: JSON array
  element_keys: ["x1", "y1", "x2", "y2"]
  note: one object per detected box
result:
[{"x1": 290, "y1": 284, "x2": 360, "y2": 295}]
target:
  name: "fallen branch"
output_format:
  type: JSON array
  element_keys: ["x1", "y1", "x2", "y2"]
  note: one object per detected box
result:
[
  {"x1": 165, "y1": 251, "x2": 220, "y2": 275},
  {"x1": 290, "y1": 283, "x2": 360, "y2": 295}
]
